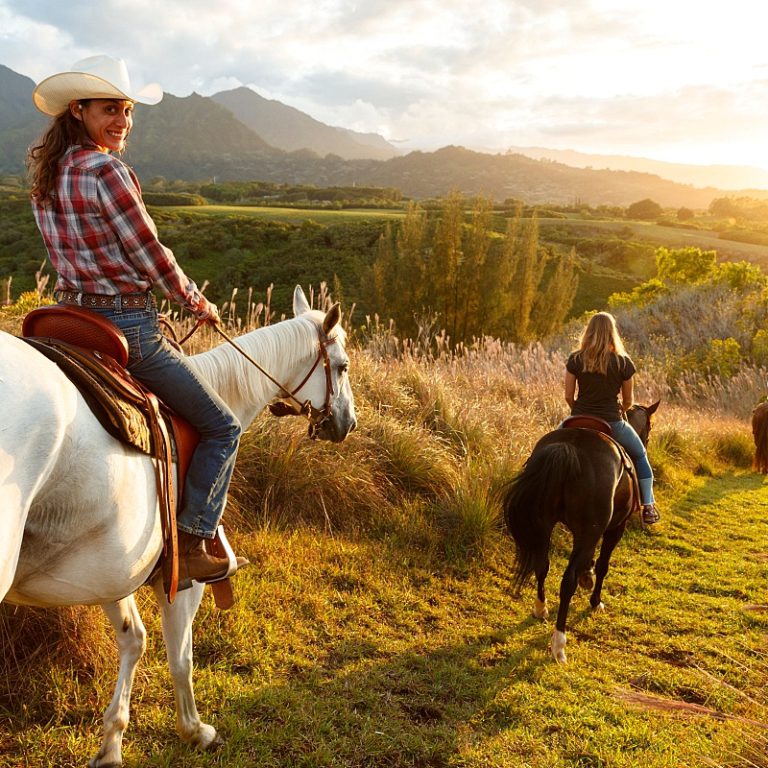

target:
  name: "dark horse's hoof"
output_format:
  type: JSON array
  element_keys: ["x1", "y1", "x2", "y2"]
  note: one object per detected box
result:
[{"x1": 578, "y1": 568, "x2": 595, "y2": 590}]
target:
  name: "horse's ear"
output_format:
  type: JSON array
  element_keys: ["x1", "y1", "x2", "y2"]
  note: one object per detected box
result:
[
  {"x1": 293, "y1": 285, "x2": 311, "y2": 317},
  {"x1": 647, "y1": 400, "x2": 661, "y2": 415},
  {"x1": 323, "y1": 302, "x2": 341, "y2": 335}
]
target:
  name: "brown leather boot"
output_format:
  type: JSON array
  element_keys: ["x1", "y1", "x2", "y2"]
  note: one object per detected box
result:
[{"x1": 177, "y1": 530, "x2": 232, "y2": 583}]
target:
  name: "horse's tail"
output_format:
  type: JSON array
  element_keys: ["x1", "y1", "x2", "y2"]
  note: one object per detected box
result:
[
  {"x1": 752, "y1": 402, "x2": 768, "y2": 473},
  {"x1": 501, "y1": 441, "x2": 580, "y2": 592}
]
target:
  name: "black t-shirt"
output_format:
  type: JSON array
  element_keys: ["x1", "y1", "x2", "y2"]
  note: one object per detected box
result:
[{"x1": 566, "y1": 351, "x2": 636, "y2": 421}]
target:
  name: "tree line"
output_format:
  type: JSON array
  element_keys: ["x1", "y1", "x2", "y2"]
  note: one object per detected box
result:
[{"x1": 367, "y1": 193, "x2": 579, "y2": 345}]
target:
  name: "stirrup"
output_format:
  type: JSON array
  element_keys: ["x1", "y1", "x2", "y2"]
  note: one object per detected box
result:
[{"x1": 202, "y1": 526, "x2": 243, "y2": 584}]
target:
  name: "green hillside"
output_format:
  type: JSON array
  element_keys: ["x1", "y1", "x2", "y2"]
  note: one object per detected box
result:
[{"x1": 4, "y1": 191, "x2": 768, "y2": 325}]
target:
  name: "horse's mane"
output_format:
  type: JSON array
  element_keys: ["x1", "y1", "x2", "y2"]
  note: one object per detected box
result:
[{"x1": 187, "y1": 310, "x2": 342, "y2": 424}]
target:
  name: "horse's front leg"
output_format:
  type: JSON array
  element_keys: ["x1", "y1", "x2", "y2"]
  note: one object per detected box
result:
[
  {"x1": 89, "y1": 596, "x2": 146, "y2": 768},
  {"x1": 151, "y1": 580, "x2": 222, "y2": 750},
  {"x1": 589, "y1": 522, "x2": 627, "y2": 611}
]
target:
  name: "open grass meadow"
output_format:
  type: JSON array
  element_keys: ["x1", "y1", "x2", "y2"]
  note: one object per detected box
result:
[
  {"x1": 1, "y1": 306, "x2": 768, "y2": 768},
  {"x1": 162, "y1": 204, "x2": 407, "y2": 225}
]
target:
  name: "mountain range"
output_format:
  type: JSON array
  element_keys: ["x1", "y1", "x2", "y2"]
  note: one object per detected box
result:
[
  {"x1": 508, "y1": 145, "x2": 768, "y2": 193},
  {"x1": 2, "y1": 63, "x2": 767, "y2": 208}
]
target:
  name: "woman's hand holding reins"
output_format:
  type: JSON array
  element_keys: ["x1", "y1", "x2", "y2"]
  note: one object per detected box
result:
[{"x1": 195, "y1": 296, "x2": 221, "y2": 325}]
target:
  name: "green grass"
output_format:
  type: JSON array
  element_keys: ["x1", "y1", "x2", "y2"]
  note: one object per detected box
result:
[
  {"x1": 2, "y1": 470, "x2": 767, "y2": 767},
  {"x1": 539, "y1": 217, "x2": 768, "y2": 265},
  {"x1": 162, "y1": 204, "x2": 406, "y2": 224}
]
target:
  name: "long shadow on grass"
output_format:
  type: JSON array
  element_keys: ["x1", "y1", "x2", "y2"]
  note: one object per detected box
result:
[
  {"x1": 205, "y1": 617, "x2": 554, "y2": 768},
  {"x1": 666, "y1": 471, "x2": 766, "y2": 522}
]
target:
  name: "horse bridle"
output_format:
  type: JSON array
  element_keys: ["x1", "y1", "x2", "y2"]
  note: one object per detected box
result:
[
  {"x1": 206, "y1": 322, "x2": 337, "y2": 439},
  {"x1": 266, "y1": 332, "x2": 338, "y2": 438},
  {"x1": 173, "y1": 316, "x2": 339, "y2": 438}
]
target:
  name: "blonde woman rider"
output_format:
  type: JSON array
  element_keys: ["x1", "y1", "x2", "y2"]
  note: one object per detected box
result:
[{"x1": 564, "y1": 311, "x2": 660, "y2": 525}]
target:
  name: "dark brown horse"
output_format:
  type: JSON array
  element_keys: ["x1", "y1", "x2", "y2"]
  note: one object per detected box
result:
[
  {"x1": 501, "y1": 402, "x2": 659, "y2": 663},
  {"x1": 752, "y1": 401, "x2": 768, "y2": 473}
]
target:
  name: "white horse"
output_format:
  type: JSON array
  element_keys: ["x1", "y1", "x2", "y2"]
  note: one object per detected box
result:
[{"x1": 0, "y1": 285, "x2": 356, "y2": 767}]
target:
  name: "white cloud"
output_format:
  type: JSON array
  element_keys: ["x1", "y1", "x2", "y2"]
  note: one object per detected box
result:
[{"x1": 2, "y1": 0, "x2": 768, "y2": 166}]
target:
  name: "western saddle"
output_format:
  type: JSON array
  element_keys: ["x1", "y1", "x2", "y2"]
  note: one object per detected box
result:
[{"x1": 21, "y1": 304, "x2": 237, "y2": 609}]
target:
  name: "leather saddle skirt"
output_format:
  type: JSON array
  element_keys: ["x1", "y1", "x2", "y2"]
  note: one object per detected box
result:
[
  {"x1": 561, "y1": 414, "x2": 613, "y2": 436},
  {"x1": 21, "y1": 304, "x2": 199, "y2": 488},
  {"x1": 560, "y1": 413, "x2": 640, "y2": 515}
]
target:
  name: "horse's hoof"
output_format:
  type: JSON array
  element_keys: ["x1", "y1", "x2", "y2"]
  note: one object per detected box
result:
[
  {"x1": 551, "y1": 630, "x2": 567, "y2": 663},
  {"x1": 592, "y1": 601, "x2": 605, "y2": 613},
  {"x1": 578, "y1": 568, "x2": 595, "y2": 590},
  {"x1": 205, "y1": 733, "x2": 226, "y2": 752},
  {"x1": 533, "y1": 598, "x2": 549, "y2": 619}
]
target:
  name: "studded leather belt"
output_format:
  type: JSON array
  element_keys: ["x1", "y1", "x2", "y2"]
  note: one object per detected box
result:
[{"x1": 56, "y1": 291, "x2": 156, "y2": 310}]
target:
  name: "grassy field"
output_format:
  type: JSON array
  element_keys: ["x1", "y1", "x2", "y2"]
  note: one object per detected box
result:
[
  {"x1": 163, "y1": 204, "x2": 406, "y2": 224},
  {"x1": 1, "y1": 318, "x2": 766, "y2": 767},
  {"x1": 2, "y1": 467, "x2": 766, "y2": 767},
  {"x1": 162, "y1": 205, "x2": 768, "y2": 264},
  {"x1": 538, "y1": 217, "x2": 768, "y2": 265},
  {"x1": 154, "y1": 203, "x2": 768, "y2": 263}
]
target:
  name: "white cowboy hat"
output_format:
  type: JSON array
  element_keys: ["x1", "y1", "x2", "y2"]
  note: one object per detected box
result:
[{"x1": 32, "y1": 55, "x2": 163, "y2": 116}]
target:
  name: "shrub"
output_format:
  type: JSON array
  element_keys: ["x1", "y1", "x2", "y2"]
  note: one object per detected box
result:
[
  {"x1": 713, "y1": 432, "x2": 754, "y2": 468},
  {"x1": 143, "y1": 191, "x2": 207, "y2": 206}
]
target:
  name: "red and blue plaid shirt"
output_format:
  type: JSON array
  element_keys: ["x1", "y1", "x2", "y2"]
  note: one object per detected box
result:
[{"x1": 32, "y1": 144, "x2": 203, "y2": 313}]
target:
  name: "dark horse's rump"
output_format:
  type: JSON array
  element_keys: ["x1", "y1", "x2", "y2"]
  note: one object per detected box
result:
[
  {"x1": 501, "y1": 403, "x2": 657, "y2": 663},
  {"x1": 503, "y1": 429, "x2": 632, "y2": 592}
]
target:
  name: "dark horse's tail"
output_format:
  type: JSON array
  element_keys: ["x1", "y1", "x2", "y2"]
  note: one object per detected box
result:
[{"x1": 502, "y1": 441, "x2": 581, "y2": 591}]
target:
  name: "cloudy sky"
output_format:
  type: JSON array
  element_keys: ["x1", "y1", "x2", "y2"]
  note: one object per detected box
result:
[{"x1": 2, "y1": 0, "x2": 768, "y2": 168}]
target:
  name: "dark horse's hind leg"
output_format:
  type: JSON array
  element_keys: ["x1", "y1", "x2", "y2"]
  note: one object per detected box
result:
[
  {"x1": 589, "y1": 521, "x2": 628, "y2": 610},
  {"x1": 533, "y1": 552, "x2": 550, "y2": 619},
  {"x1": 552, "y1": 541, "x2": 599, "y2": 664}
]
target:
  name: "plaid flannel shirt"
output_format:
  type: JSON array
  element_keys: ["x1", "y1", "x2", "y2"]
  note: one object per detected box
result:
[{"x1": 32, "y1": 144, "x2": 203, "y2": 313}]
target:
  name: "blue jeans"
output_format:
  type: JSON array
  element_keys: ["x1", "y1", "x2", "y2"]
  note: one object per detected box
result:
[
  {"x1": 609, "y1": 419, "x2": 655, "y2": 505},
  {"x1": 91, "y1": 306, "x2": 242, "y2": 538}
]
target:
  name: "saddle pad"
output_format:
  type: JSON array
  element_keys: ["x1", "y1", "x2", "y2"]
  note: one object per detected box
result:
[
  {"x1": 595, "y1": 431, "x2": 642, "y2": 516},
  {"x1": 23, "y1": 336, "x2": 154, "y2": 454}
]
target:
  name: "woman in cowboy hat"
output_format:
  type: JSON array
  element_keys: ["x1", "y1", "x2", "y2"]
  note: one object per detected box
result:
[{"x1": 27, "y1": 55, "x2": 247, "y2": 583}]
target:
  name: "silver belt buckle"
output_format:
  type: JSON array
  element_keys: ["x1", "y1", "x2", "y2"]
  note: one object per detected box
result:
[{"x1": 75, "y1": 291, "x2": 83, "y2": 306}]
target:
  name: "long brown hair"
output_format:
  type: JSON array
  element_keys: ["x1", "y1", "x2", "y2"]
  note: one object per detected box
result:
[
  {"x1": 576, "y1": 311, "x2": 627, "y2": 375},
  {"x1": 27, "y1": 104, "x2": 90, "y2": 204}
]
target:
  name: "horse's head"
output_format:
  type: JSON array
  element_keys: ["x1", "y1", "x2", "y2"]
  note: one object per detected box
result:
[
  {"x1": 626, "y1": 400, "x2": 660, "y2": 447},
  {"x1": 268, "y1": 286, "x2": 357, "y2": 442}
]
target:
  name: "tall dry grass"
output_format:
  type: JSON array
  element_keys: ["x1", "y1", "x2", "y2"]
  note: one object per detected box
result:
[{"x1": 0, "y1": 292, "x2": 761, "y2": 740}]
